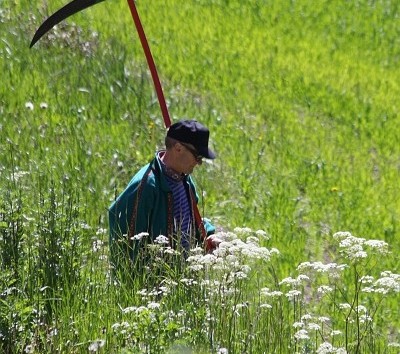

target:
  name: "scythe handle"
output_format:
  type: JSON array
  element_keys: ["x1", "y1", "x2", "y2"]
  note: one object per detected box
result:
[{"x1": 126, "y1": 0, "x2": 172, "y2": 129}]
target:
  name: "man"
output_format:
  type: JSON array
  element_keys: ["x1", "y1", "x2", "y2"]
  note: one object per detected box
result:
[{"x1": 109, "y1": 119, "x2": 216, "y2": 263}]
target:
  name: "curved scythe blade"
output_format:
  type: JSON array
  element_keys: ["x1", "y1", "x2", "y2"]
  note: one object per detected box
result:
[{"x1": 30, "y1": 0, "x2": 105, "y2": 48}]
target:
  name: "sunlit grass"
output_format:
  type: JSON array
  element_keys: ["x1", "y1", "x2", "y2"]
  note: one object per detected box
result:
[{"x1": 1, "y1": 0, "x2": 400, "y2": 352}]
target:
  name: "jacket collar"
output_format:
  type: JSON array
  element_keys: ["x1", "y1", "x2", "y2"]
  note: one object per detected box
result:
[{"x1": 152, "y1": 151, "x2": 189, "y2": 192}]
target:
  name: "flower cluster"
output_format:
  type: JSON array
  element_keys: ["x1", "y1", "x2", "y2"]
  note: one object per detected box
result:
[
  {"x1": 187, "y1": 230, "x2": 277, "y2": 273},
  {"x1": 316, "y1": 342, "x2": 347, "y2": 354},
  {"x1": 333, "y1": 231, "x2": 389, "y2": 261},
  {"x1": 291, "y1": 314, "x2": 347, "y2": 353},
  {"x1": 362, "y1": 271, "x2": 400, "y2": 294},
  {"x1": 88, "y1": 339, "x2": 105, "y2": 353},
  {"x1": 297, "y1": 261, "x2": 347, "y2": 279}
]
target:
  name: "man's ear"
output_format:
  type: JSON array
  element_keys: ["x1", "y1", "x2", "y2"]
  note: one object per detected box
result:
[{"x1": 174, "y1": 142, "x2": 184, "y2": 153}]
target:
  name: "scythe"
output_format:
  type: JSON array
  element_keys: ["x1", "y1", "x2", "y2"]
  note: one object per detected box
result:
[
  {"x1": 30, "y1": 0, "x2": 171, "y2": 128},
  {"x1": 30, "y1": 0, "x2": 211, "y2": 244}
]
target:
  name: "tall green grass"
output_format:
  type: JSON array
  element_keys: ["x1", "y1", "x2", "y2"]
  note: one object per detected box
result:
[{"x1": 1, "y1": 0, "x2": 399, "y2": 352}]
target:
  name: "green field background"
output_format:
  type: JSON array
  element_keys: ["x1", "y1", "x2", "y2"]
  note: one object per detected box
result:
[
  {"x1": 1, "y1": 0, "x2": 399, "y2": 352},
  {"x1": 3, "y1": 0, "x2": 399, "y2": 263}
]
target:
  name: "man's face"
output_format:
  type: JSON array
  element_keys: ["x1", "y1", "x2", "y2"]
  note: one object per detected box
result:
[{"x1": 176, "y1": 142, "x2": 203, "y2": 175}]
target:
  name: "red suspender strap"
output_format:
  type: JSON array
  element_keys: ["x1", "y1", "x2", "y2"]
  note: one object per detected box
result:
[
  {"x1": 189, "y1": 188, "x2": 213, "y2": 252},
  {"x1": 128, "y1": 168, "x2": 152, "y2": 252},
  {"x1": 126, "y1": 0, "x2": 172, "y2": 129}
]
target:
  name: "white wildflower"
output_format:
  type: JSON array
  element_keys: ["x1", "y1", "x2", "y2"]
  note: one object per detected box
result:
[
  {"x1": 318, "y1": 285, "x2": 333, "y2": 293},
  {"x1": 356, "y1": 305, "x2": 367, "y2": 313},
  {"x1": 234, "y1": 271, "x2": 248, "y2": 279},
  {"x1": 132, "y1": 232, "x2": 149, "y2": 241},
  {"x1": 318, "y1": 316, "x2": 330, "y2": 324},
  {"x1": 111, "y1": 322, "x2": 130, "y2": 331},
  {"x1": 92, "y1": 239, "x2": 103, "y2": 252},
  {"x1": 374, "y1": 272, "x2": 400, "y2": 293},
  {"x1": 241, "y1": 264, "x2": 251, "y2": 273},
  {"x1": 285, "y1": 290, "x2": 302, "y2": 300},
  {"x1": 181, "y1": 278, "x2": 198, "y2": 286},
  {"x1": 88, "y1": 339, "x2": 105, "y2": 352},
  {"x1": 333, "y1": 232, "x2": 372, "y2": 261},
  {"x1": 189, "y1": 264, "x2": 204, "y2": 271},
  {"x1": 162, "y1": 247, "x2": 179, "y2": 255},
  {"x1": 298, "y1": 274, "x2": 310, "y2": 281},
  {"x1": 189, "y1": 246, "x2": 204, "y2": 255},
  {"x1": 293, "y1": 322, "x2": 304, "y2": 328},
  {"x1": 359, "y1": 314, "x2": 372, "y2": 323},
  {"x1": 147, "y1": 302, "x2": 160, "y2": 310},
  {"x1": 294, "y1": 329, "x2": 309, "y2": 340},
  {"x1": 234, "y1": 302, "x2": 248, "y2": 310},
  {"x1": 308, "y1": 323, "x2": 321, "y2": 331},
  {"x1": 9, "y1": 171, "x2": 30, "y2": 182},
  {"x1": 111, "y1": 323, "x2": 120, "y2": 330},
  {"x1": 159, "y1": 286, "x2": 170, "y2": 294},
  {"x1": 388, "y1": 342, "x2": 400, "y2": 347},
  {"x1": 316, "y1": 342, "x2": 335, "y2": 354},
  {"x1": 96, "y1": 228, "x2": 107, "y2": 235},
  {"x1": 362, "y1": 286, "x2": 375, "y2": 293},
  {"x1": 186, "y1": 254, "x2": 202, "y2": 264},
  {"x1": 80, "y1": 222, "x2": 92, "y2": 230},
  {"x1": 279, "y1": 277, "x2": 297, "y2": 286},
  {"x1": 270, "y1": 247, "x2": 280, "y2": 255},
  {"x1": 297, "y1": 261, "x2": 347, "y2": 275},
  {"x1": 122, "y1": 306, "x2": 137, "y2": 314},
  {"x1": 280, "y1": 274, "x2": 308, "y2": 287},
  {"x1": 359, "y1": 275, "x2": 374, "y2": 284},
  {"x1": 364, "y1": 239, "x2": 389, "y2": 253},
  {"x1": 225, "y1": 254, "x2": 239, "y2": 265},
  {"x1": 256, "y1": 229, "x2": 270, "y2": 240},
  {"x1": 233, "y1": 227, "x2": 252, "y2": 235},
  {"x1": 246, "y1": 236, "x2": 260, "y2": 245},
  {"x1": 333, "y1": 231, "x2": 352, "y2": 240},
  {"x1": 1, "y1": 286, "x2": 18, "y2": 296},
  {"x1": 24, "y1": 344, "x2": 34, "y2": 353},
  {"x1": 138, "y1": 289, "x2": 148, "y2": 297},
  {"x1": 215, "y1": 231, "x2": 236, "y2": 242},
  {"x1": 271, "y1": 290, "x2": 283, "y2": 297},
  {"x1": 136, "y1": 306, "x2": 147, "y2": 314},
  {"x1": 49, "y1": 328, "x2": 58, "y2": 337},
  {"x1": 330, "y1": 330, "x2": 342, "y2": 336},
  {"x1": 148, "y1": 289, "x2": 163, "y2": 297},
  {"x1": 260, "y1": 288, "x2": 283, "y2": 298},
  {"x1": 200, "y1": 254, "x2": 217, "y2": 264},
  {"x1": 339, "y1": 236, "x2": 365, "y2": 248},
  {"x1": 260, "y1": 303, "x2": 272, "y2": 309},
  {"x1": 339, "y1": 303, "x2": 351, "y2": 310},
  {"x1": 297, "y1": 261, "x2": 312, "y2": 270},
  {"x1": 155, "y1": 235, "x2": 169, "y2": 244},
  {"x1": 381, "y1": 270, "x2": 400, "y2": 278},
  {"x1": 301, "y1": 314, "x2": 313, "y2": 322},
  {"x1": 352, "y1": 250, "x2": 367, "y2": 259},
  {"x1": 25, "y1": 102, "x2": 34, "y2": 110},
  {"x1": 213, "y1": 245, "x2": 228, "y2": 258},
  {"x1": 217, "y1": 348, "x2": 229, "y2": 354}
]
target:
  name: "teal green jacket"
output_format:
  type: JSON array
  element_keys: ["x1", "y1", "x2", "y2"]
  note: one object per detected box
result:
[{"x1": 108, "y1": 152, "x2": 215, "y2": 260}]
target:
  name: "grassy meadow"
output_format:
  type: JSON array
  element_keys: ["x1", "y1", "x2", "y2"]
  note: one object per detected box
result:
[{"x1": 1, "y1": 0, "x2": 400, "y2": 352}]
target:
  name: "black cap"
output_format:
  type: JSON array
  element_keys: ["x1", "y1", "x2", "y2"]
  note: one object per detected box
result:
[{"x1": 167, "y1": 119, "x2": 216, "y2": 159}]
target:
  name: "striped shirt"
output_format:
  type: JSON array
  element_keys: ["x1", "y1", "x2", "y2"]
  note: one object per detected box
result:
[{"x1": 164, "y1": 175, "x2": 192, "y2": 249}]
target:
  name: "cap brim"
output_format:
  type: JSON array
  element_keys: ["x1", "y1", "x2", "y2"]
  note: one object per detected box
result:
[{"x1": 198, "y1": 147, "x2": 216, "y2": 160}]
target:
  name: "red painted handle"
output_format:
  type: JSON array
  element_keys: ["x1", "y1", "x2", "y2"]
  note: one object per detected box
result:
[{"x1": 127, "y1": 0, "x2": 172, "y2": 128}]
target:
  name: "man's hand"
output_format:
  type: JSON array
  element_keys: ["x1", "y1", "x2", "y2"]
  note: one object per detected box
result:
[{"x1": 205, "y1": 234, "x2": 223, "y2": 253}]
